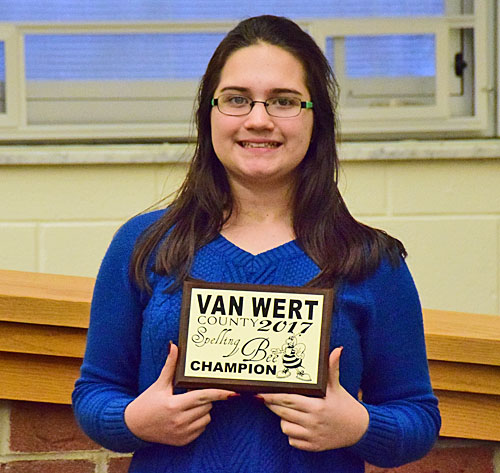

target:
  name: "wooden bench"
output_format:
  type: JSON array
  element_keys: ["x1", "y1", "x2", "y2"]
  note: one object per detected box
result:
[{"x1": 1, "y1": 269, "x2": 499, "y2": 441}]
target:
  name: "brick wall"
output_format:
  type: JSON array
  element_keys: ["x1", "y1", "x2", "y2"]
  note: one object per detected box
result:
[
  {"x1": 0, "y1": 400, "x2": 499, "y2": 472},
  {"x1": 367, "y1": 442, "x2": 499, "y2": 473},
  {"x1": 0, "y1": 401, "x2": 131, "y2": 473}
]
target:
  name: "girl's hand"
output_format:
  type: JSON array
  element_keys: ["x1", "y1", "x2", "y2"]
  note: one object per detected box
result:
[
  {"x1": 258, "y1": 347, "x2": 369, "y2": 452},
  {"x1": 124, "y1": 343, "x2": 237, "y2": 446}
]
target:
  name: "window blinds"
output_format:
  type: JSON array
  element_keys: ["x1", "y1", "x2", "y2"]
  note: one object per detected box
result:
[{"x1": 0, "y1": 1, "x2": 443, "y2": 80}]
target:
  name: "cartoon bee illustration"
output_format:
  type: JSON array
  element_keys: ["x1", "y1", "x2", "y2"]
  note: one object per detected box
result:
[{"x1": 276, "y1": 335, "x2": 311, "y2": 381}]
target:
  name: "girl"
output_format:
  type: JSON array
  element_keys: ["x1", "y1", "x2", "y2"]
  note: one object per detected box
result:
[{"x1": 73, "y1": 15, "x2": 440, "y2": 472}]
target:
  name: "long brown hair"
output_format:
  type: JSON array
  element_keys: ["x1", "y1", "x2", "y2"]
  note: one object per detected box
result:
[{"x1": 131, "y1": 15, "x2": 406, "y2": 293}]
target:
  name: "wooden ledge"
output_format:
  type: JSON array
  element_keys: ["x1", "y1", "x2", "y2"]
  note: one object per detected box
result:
[
  {"x1": 0, "y1": 269, "x2": 93, "y2": 328},
  {"x1": 0, "y1": 269, "x2": 499, "y2": 441},
  {"x1": 424, "y1": 309, "x2": 500, "y2": 366}
]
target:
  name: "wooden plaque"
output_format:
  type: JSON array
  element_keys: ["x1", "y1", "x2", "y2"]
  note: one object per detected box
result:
[{"x1": 175, "y1": 280, "x2": 334, "y2": 396}]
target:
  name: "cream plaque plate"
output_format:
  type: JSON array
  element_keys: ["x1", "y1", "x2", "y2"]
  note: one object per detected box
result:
[{"x1": 175, "y1": 280, "x2": 334, "y2": 396}]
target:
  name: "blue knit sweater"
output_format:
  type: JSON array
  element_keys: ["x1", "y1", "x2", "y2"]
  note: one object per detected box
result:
[{"x1": 72, "y1": 210, "x2": 440, "y2": 473}]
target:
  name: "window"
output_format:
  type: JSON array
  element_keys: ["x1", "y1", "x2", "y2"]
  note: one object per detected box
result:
[
  {"x1": 0, "y1": 41, "x2": 5, "y2": 113},
  {"x1": 0, "y1": 0, "x2": 495, "y2": 142}
]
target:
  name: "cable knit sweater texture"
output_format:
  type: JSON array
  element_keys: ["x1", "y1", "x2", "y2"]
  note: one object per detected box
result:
[{"x1": 72, "y1": 209, "x2": 441, "y2": 473}]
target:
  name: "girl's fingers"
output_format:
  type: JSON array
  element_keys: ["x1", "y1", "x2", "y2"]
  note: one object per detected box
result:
[
  {"x1": 178, "y1": 402, "x2": 214, "y2": 426},
  {"x1": 257, "y1": 393, "x2": 313, "y2": 413},
  {"x1": 180, "y1": 388, "x2": 238, "y2": 408},
  {"x1": 265, "y1": 403, "x2": 310, "y2": 425},
  {"x1": 184, "y1": 411, "x2": 212, "y2": 434},
  {"x1": 156, "y1": 342, "x2": 179, "y2": 394},
  {"x1": 327, "y1": 346, "x2": 343, "y2": 391},
  {"x1": 287, "y1": 438, "x2": 317, "y2": 452},
  {"x1": 280, "y1": 419, "x2": 310, "y2": 441},
  {"x1": 182, "y1": 421, "x2": 210, "y2": 445}
]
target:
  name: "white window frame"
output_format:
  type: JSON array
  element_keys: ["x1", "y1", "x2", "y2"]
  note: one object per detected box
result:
[
  {"x1": 0, "y1": 24, "x2": 24, "y2": 128},
  {"x1": 497, "y1": 1, "x2": 500, "y2": 137},
  {"x1": 0, "y1": 1, "x2": 495, "y2": 142},
  {"x1": 308, "y1": 1, "x2": 494, "y2": 138}
]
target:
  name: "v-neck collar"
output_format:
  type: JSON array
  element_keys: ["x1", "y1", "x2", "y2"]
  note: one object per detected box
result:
[{"x1": 211, "y1": 234, "x2": 304, "y2": 267}]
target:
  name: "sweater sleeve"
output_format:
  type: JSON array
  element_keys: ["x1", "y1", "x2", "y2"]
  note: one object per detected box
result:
[
  {"x1": 347, "y1": 259, "x2": 441, "y2": 467},
  {"x1": 72, "y1": 213, "x2": 160, "y2": 452}
]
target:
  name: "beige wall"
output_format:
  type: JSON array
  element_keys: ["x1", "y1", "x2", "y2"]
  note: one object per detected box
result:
[
  {"x1": 338, "y1": 159, "x2": 500, "y2": 316},
  {"x1": 1, "y1": 155, "x2": 499, "y2": 315}
]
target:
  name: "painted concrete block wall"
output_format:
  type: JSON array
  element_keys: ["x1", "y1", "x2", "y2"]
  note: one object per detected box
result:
[
  {"x1": 0, "y1": 157, "x2": 499, "y2": 315},
  {"x1": 340, "y1": 159, "x2": 500, "y2": 315},
  {"x1": 0, "y1": 163, "x2": 186, "y2": 277}
]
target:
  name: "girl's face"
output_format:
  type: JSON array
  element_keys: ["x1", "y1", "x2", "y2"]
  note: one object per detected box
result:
[{"x1": 211, "y1": 43, "x2": 314, "y2": 189}]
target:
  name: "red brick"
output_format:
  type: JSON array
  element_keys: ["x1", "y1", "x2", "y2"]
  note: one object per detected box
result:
[
  {"x1": 108, "y1": 456, "x2": 132, "y2": 473},
  {"x1": 10, "y1": 401, "x2": 99, "y2": 452},
  {"x1": 366, "y1": 446, "x2": 494, "y2": 473},
  {"x1": 0, "y1": 460, "x2": 95, "y2": 473}
]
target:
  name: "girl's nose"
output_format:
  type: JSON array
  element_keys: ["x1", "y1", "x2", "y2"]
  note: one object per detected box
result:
[{"x1": 243, "y1": 102, "x2": 275, "y2": 130}]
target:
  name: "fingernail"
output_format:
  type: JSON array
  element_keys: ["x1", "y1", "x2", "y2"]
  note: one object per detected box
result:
[
  {"x1": 168, "y1": 340, "x2": 173, "y2": 354},
  {"x1": 253, "y1": 395, "x2": 265, "y2": 404},
  {"x1": 227, "y1": 393, "x2": 241, "y2": 400}
]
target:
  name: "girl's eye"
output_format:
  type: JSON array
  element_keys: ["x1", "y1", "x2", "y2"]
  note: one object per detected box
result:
[
  {"x1": 227, "y1": 95, "x2": 249, "y2": 106},
  {"x1": 270, "y1": 97, "x2": 298, "y2": 108}
]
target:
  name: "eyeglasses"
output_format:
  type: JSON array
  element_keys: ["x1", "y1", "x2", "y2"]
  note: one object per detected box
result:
[{"x1": 211, "y1": 94, "x2": 313, "y2": 118}]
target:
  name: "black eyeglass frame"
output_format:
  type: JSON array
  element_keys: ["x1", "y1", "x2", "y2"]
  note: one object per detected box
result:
[{"x1": 211, "y1": 96, "x2": 314, "y2": 117}]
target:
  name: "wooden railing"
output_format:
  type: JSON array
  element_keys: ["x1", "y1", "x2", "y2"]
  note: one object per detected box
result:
[{"x1": 1, "y1": 269, "x2": 499, "y2": 441}]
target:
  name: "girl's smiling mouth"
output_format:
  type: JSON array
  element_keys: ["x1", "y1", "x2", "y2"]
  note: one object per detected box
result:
[{"x1": 238, "y1": 141, "x2": 282, "y2": 149}]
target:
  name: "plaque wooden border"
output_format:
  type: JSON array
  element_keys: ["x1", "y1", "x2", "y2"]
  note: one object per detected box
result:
[{"x1": 175, "y1": 280, "x2": 334, "y2": 397}]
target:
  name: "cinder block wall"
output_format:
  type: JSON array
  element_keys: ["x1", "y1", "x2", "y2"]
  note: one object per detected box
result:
[
  {"x1": 338, "y1": 159, "x2": 500, "y2": 316},
  {"x1": 0, "y1": 163, "x2": 186, "y2": 278},
  {"x1": 1, "y1": 157, "x2": 499, "y2": 315}
]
